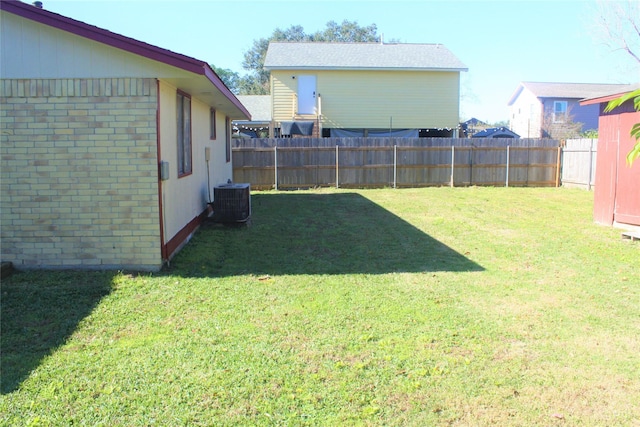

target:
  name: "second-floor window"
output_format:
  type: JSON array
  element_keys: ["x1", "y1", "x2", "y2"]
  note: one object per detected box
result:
[{"x1": 553, "y1": 101, "x2": 567, "y2": 123}]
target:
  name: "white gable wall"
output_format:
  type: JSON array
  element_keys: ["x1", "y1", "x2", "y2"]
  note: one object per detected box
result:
[{"x1": 509, "y1": 87, "x2": 542, "y2": 138}]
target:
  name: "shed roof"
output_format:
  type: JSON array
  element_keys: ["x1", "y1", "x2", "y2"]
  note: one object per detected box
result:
[
  {"x1": 580, "y1": 84, "x2": 640, "y2": 105},
  {"x1": 508, "y1": 82, "x2": 634, "y2": 105},
  {"x1": 264, "y1": 42, "x2": 467, "y2": 72},
  {"x1": 0, "y1": 0, "x2": 250, "y2": 119}
]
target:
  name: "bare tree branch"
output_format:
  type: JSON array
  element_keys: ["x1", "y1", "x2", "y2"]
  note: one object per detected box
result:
[{"x1": 593, "y1": 0, "x2": 640, "y2": 64}]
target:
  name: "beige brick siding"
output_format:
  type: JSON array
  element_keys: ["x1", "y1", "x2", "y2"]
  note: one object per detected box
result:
[{"x1": 0, "y1": 78, "x2": 162, "y2": 271}]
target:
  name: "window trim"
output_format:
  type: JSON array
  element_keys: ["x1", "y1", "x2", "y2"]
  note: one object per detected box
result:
[
  {"x1": 176, "y1": 90, "x2": 192, "y2": 177},
  {"x1": 553, "y1": 100, "x2": 567, "y2": 123},
  {"x1": 210, "y1": 108, "x2": 216, "y2": 140}
]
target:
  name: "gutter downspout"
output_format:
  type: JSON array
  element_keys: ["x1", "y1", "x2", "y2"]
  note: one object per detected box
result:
[{"x1": 156, "y1": 79, "x2": 168, "y2": 263}]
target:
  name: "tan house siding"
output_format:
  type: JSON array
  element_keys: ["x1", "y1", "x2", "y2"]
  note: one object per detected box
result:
[
  {"x1": 157, "y1": 80, "x2": 234, "y2": 247},
  {"x1": 0, "y1": 77, "x2": 162, "y2": 270},
  {"x1": 271, "y1": 73, "x2": 297, "y2": 121},
  {"x1": 271, "y1": 69, "x2": 461, "y2": 129}
]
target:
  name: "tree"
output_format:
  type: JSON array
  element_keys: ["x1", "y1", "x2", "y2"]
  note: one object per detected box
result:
[
  {"x1": 239, "y1": 20, "x2": 381, "y2": 95},
  {"x1": 210, "y1": 64, "x2": 241, "y2": 93},
  {"x1": 540, "y1": 104, "x2": 583, "y2": 140},
  {"x1": 593, "y1": 0, "x2": 640, "y2": 165},
  {"x1": 311, "y1": 20, "x2": 380, "y2": 43},
  {"x1": 593, "y1": 0, "x2": 640, "y2": 64}
]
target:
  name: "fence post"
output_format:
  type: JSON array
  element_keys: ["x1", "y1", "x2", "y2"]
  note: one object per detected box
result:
[
  {"x1": 588, "y1": 139, "x2": 594, "y2": 191},
  {"x1": 556, "y1": 146, "x2": 562, "y2": 188},
  {"x1": 393, "y1": 145, "x2": 397, "y2": 189},
  {"x1": 506, "y1": 145, "x2": 510, "y2": 187},
  {"x1": 526, "y1": 145, "x2": 530, "y2": 187},
  {"x1": 336, "y1": 145, "x2": 339, "y2": 189},
  {"x1": 450, "y1": 145, "x2": 455, "y2": 187},
  {"x1": 274, "y1": 145, "x2": 278, "y2": 191}
]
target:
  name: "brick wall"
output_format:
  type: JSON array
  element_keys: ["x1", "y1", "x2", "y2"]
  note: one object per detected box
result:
[{"x1": 0, "y1": 78, "x2": 163, "y2": 270}]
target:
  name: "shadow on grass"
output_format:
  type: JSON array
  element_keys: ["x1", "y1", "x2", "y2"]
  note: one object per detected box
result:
[
  {"x1": 1, "y1": 271, "x2": 115, "y2": 394},
  {"x1": 168, "y1": 192, "x2": 484, "y2": 277}
]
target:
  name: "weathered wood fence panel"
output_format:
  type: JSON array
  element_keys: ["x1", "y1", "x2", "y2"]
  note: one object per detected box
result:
[
  {"x1": 232, "y1": 138, "x2": 561, "y2": 189},
  {"x1": 562, "y1": 139, "x2": 597, "y2": 190}
]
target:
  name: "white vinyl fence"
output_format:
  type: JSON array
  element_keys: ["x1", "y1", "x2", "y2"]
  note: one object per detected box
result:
[{"x1": 562, "y1": 139, "x2": 597, "y2": 190}]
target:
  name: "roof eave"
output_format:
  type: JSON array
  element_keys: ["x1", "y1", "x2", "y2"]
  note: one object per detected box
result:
[
  {"x1": 507, "y1": 84, "x2": 525, "y2": 106},
  {"x1": 580, "y1": 86, "x2": 640, "y2": 106},
  {"x1": 265, "y1": 66, "x2": 468, "y2": 72},
  {"x1": 1, "y1": 0, "x2": 250, "y2": 119},
  {"x1": 203, "y1": 66, "x2": 251, "y2": 119}
]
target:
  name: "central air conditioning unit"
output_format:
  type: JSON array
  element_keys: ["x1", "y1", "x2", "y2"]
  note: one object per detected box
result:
[{"x1": 212, "y1": 183, "x2": 251, "y2": 223}]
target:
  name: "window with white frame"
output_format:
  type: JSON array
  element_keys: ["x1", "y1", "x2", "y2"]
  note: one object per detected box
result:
[
  {"x1": 553, "y1": 101, "x2": 567, "y2": 123},
  {"x1": 176, "y1": 91, "x2": 192, "y2": 176}
]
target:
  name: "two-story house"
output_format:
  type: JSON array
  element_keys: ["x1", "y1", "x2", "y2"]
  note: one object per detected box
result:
[
  {"x1": 263, "y1": 42, "x2": 467, "y2": 138},
  {"x1": 508, "y1": 82, "x2": 633, "y2": 139}
]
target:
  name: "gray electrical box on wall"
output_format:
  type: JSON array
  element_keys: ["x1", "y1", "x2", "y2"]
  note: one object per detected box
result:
[{"x1": 160, "y1": 161, "x2": 170, "y2": 181}]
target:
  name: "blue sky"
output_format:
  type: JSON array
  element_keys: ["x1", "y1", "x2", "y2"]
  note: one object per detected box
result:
[{"x1": 44, "y1": 0, "x2": 639, "y2": 123}]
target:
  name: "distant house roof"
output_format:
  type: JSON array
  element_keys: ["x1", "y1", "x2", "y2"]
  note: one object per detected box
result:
[
  {"x1": 472, "y1": 127, "x2": 520, "y2": 138},
  {"x1": 264, "y1": 42, "x2": 468, "y2": 72},
  {"x1": 463, "y1": 118, "x2": 488, "y2": 126},
  {"x1": 0, "y1": 0, "x2": 250, "y2": 119},
  {"x1": 508, "y1": 82, "x2": 634, "y2": 105},
  {"x1": 235, "y1": 95, "x2": 272, "y2": 122}
]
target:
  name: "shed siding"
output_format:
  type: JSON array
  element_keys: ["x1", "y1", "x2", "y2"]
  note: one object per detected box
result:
[
  {"x1": 0, "y1": 78, "x2": 162, "y2": 270},
  {"x1": 271, "y1": 69, "x2": 460, "y2": 129},
  {"x1": 593, "y1": 103, "x2": 640, "y2": 226}
]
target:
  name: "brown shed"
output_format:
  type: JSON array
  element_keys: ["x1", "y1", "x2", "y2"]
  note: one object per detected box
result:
[{"x1": 581, "y1": 88, "x2": 640, "y2": 227}]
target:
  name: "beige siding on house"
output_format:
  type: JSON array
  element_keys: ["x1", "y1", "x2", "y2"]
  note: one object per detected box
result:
[
  {"x1": 0, "y1": 11, "x2": 187, "y2": 80},
  {"x1": 158, "y1": 81, "x2": 233, "y2": 245},
  {"x1": 272, "y1": 73, "x2": 297, "y2": 121},
  {"x1": 271, "y1": 69, "x2": 461, "y2": 129},
  {"x1": 0, "y1": 78, "x2": 162, "y2": 270}
]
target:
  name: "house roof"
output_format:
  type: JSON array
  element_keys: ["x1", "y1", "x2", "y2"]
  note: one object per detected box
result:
[
  {"x1": 508, "y1": 81, "x2": 634, "y2": 105},
  {"x1": 463, "y1": 118, "x2": 488, "y2": 126},
  {"x1": 580, "y1": 83, "x2": 640, "y2": 106},
  {"x1": 0, "y1": 0, "x2": 250, "y2": 119},
  {"x1": 235, "y1": 95, "x2": 272, "y2": 122},
  {"x1": 472, "y1": 127, "x2": 520, "y2": 139},
  {"x1": 264, "y1": 42, "x2": 467, "y2": 72}
]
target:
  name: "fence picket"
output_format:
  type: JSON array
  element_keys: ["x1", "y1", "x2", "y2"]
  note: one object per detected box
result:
[{"x1": 562, "y1": 139, "x2": 597, "y2": 190}]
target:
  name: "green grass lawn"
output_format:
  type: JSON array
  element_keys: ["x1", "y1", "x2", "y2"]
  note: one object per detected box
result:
[{"x1": 2, "y1": 187, "x2": 638, "y2": 426}]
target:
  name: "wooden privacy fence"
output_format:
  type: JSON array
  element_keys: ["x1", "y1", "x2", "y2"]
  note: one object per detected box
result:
[
  {"x1": 561, "y1": 139, "x2": 597, "y2": 190},
  {"x1": 232, "y1": 138, "x2": 561, "y2": 189}
]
